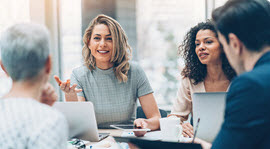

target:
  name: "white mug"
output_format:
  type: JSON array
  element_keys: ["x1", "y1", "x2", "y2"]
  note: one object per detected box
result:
[{"x1": 159, "y1": 117, "x2": 182, "y2": 142}]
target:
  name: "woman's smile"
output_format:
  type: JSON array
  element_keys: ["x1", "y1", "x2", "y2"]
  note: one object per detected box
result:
[{"x1": 97, "y1": 50, "x2": 110, "y2": 54}]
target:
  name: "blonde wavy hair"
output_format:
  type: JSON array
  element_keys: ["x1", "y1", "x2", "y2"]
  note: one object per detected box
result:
[{"x1": 82, "y1": 14, "x2": 132, "y2": 83}]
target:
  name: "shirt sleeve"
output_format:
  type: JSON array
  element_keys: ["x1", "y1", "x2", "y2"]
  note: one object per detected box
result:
[
  {"x1": 70, "y1": 70, "x2": 85, "y2": 98},
  {"x1": 135, "y1": 64, "x2": 154, "y2": 98},
  {"x1": 170, "y1": 77, "x2": 192, "y2": 121},
  {"x1": 212, "y1": 76, "x2": 268, "y2": 149},
  {"x1": 28, "y1": 113, "x2": 68, "y2": 149}
]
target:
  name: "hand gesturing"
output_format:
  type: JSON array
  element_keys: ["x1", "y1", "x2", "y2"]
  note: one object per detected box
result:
[{"x1": 54, "y1": 75, "x2": 82, "y2": 94}]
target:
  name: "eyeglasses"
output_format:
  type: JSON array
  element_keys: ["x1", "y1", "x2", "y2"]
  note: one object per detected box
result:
[{"x1": 69, "y1": 138, "x2": 86, "y2": 149}]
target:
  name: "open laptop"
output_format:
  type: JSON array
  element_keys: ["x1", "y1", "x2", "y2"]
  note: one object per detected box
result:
[
  {"x1": 192, "y1": 92, "x2": 226, "y2": 143},
  {"x1": 53, "y1": 102, "x2": 109, "y2": 142}
]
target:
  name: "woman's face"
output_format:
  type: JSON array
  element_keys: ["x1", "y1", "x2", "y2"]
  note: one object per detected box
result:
[
  {"x1": 195, "y1": 29, "x2": 222, "y2": 65},
  {"x1": 88, "y1": 24, "x2": 113, "y2": 68}
]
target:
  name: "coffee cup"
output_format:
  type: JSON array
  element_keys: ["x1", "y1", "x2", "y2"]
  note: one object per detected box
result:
[{"x1": 159, "y1": 117, "x2": 182, "y2": 142}]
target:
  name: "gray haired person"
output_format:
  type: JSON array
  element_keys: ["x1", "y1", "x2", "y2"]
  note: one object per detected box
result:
[{"x1": 0, "y1": 23, "x2": 68, "y2": 149}]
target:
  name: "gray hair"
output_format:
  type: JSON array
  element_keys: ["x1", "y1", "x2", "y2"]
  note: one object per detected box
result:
[{"x1": 0, "y1": 23, "x2": 50, "y2": 81}]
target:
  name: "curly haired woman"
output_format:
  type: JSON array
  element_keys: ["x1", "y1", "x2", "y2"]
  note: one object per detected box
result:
[
  {"x1": 169, "y1": 21, "x2": 236, "y2": 138},
  {"x1": 54, "y1": 14, "x2": 161, "y2": 134}
]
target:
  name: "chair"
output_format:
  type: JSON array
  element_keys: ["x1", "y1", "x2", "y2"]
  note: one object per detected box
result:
[{"x1": 136, "y1": 106, "x2": 168, "y2": 119}]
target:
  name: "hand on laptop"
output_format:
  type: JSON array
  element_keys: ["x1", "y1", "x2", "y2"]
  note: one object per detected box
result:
[
  {"x1": 54, "y1": 75, "x2": 82, "y2": 94},
  {"x1": 40, "y1": 83, "x2": 58, "y2": 106},
  {"x1": 182, "y1": 122, "x2": 194, "y2": 138},
  {"x1": 133, "y1": 118, "x2": 148, "y2": 137}
]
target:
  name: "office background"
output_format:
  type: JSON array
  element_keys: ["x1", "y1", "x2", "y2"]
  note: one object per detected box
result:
[{"x1": 0, "y1": 0, "x2": 229, "y2": 111}]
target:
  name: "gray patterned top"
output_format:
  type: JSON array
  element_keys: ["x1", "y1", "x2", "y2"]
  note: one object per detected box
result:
[
  {"x1": 0, "y1": 98, "x2": 68, "y2": 149},
  {"x1": 71, "y1": 62, "x2": 153, "y2": 128}
]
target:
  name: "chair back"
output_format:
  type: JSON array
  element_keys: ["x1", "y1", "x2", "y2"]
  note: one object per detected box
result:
[{"x1": 136, "y1": 106, "x2": 167, "y2": 118}]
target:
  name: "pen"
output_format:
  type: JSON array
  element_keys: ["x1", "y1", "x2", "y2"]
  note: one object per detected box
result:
[{"x1": 192, "y1": 118, "x2": 200, "y2": 144}]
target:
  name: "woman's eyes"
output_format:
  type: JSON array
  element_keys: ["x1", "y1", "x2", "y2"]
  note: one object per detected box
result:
[
  {"x1": 93, "y1": 37, "x2": 112, "y2": 41},
  {"x1": 195, "y1": 40, "x2": 214, "y2": 47},
  {"x1": 206, "y1": 40, "x2": 213, "y2": 44}
]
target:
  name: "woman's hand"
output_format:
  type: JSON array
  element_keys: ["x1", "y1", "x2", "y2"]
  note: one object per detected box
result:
[
  {"x1": 54, "y1": 75, "x2": 82, "y2": 94},
  {"x1": 187, "y1": 138, "x2": 212, "y2": 149},
  {"x1": 54, "y1": 75, "x2": 84, "y2": 101},
  {"x1": 40, "y1": 82, "x2": 58, "y2": 106},
  {"x1": 182, "y1": 122, "x2": 194, "y2": 138},
  {"x1": 133, "y1": 118, "x2": 149, "y2": 137}
]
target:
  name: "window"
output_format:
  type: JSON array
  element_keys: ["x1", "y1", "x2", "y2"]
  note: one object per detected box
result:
[
  {"x1": 136, "y1": 0, "x2": 205, "y2": 109},
  {"x1": 214, "y1": 0, "x2": 227, "y2": 8},
  {"x1": 60, "y1": 0, "x2": 82, "y2": 81}
]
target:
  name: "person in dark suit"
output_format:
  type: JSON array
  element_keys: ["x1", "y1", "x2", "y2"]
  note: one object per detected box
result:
[{"x1": 194, "y1": 0, "x2": 270, "y2": 148}]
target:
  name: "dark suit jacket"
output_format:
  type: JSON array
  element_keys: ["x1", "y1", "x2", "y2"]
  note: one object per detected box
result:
[{"x1": 212, "y1": 51, "x2": 270, "y2": 149}]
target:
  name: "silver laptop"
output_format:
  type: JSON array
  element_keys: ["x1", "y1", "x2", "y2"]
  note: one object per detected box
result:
[
  {"x1": 192, "y1": 92, "x2": 226, "y2": 143},
  {"x1": 53, "y1": 102, "x2": 109, "y2": 142}
]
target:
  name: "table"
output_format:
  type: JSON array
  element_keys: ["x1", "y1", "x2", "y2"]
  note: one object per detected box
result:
[
  {"x1": 68, "y1": 129, "x2": 193, "y2": 149},
  {"x1": 99, "y1": 129, "x2": 124, "y2": 137}
]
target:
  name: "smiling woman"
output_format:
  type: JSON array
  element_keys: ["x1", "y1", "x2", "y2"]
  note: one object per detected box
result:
[
  {"x1": 81, "y1": 15, "x2": 131, "y2": 83},
  {"x1": 195, "y1": 29, "x2": 223, "y2": 65},
  {"x1": 88, "y1": 24, "x2": 113, "y2": 69},
  {"x1": 54, "y1": 14, "x2": 161, "y2": 133}
]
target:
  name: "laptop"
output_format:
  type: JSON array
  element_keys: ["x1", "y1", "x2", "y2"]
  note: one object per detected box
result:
[
  {"x1": 53, "y1": 102, "x2": 109, "y2": 142},
  {"x1": 192, "y1": 92, "x2": 226, "y2": 143}
]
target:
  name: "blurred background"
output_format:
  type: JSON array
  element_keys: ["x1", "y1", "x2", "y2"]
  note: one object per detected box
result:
[{"x1": 0, "y1": 0, "x2": 228, "y2": 111}]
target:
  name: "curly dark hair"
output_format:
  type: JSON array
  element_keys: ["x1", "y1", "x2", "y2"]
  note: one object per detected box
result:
[{"x1": 179, "y1": 21, "x2": 236, "y2": 85}]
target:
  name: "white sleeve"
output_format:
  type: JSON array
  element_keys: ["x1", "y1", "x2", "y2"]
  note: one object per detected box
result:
[{"x1": 170, "y1": 77, "x2": 192, "y2": 121}]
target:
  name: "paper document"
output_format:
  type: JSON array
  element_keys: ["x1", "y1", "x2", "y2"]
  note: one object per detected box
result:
[{"x1": 121, "y1": 131, "x2": 162, "y2": 141}]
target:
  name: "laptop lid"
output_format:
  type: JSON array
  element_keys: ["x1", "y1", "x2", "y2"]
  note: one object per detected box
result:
[
  {"x1": 192, "y1": 92, "x2": 226, "y2": 143},
  {"x1": 53, "y1": 102, "x2": 100, "y2": 142}
]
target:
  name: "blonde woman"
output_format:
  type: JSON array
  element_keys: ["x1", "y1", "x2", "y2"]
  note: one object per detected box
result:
[{"x1": 54, "y1": 14, "x2": 160, "y2": 134}]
